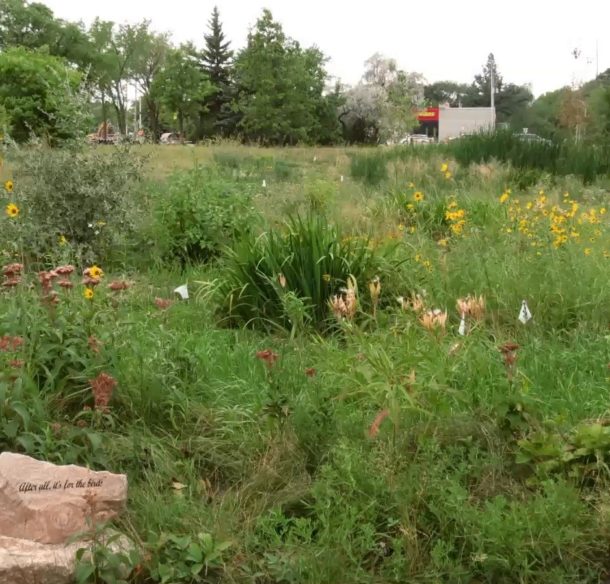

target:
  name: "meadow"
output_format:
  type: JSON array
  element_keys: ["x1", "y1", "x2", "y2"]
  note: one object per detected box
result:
[{"x1": 1, "y1": 140, "x2": 610, "y2": 583}]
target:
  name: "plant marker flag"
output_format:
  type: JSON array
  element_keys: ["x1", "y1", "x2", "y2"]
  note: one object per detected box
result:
[
  {"x1": 174, "y1": 284, "x2": 189, "y2": 300},
  {"x1": 518, "y1": 300, "x2": 532, "y2": 324}
]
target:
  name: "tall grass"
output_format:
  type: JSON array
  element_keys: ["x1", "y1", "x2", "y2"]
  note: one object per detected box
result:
[{"x1": 218, "y1": 213, "x2": 379, "y2": 329}]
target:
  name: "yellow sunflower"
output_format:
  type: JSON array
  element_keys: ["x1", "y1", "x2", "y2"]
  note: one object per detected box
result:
[
  {"x1": 88, "y1": 265, "x2": 103, "y2": 279},
  {"x1": 4, "y1": 180, "x2": 14, "y2": 193},
  {"x1": 5, "y1": 203, "x2": 19, "y2": 218},
  {"x1": 440, "y1": 163, "x2": 449, "y2": 173},
  {"x1": 84, "y1": 287, "x2": 94, "y2": 300},
  {"x1": 413, "y1": 191, "x2": 424, "y2": 202}
]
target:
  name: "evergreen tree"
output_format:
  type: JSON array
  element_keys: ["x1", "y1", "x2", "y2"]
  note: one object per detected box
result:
[{"x1": 200, "y1": 6, "x2": 233, "y2": 136}]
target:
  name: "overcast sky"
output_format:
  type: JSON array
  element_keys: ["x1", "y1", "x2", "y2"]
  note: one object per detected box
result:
[{"x1": 43, "y1": 0, "x2": 608, "y2": 96}]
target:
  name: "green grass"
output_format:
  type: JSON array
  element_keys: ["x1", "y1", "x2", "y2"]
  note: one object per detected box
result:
[{"x1": 1, "y1": 144, "x2": 610, "y2": 583}]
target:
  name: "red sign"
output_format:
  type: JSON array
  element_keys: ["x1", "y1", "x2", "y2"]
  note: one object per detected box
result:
[{"x1": 417, "y1": 107, "x2": 439, "y2": 122}]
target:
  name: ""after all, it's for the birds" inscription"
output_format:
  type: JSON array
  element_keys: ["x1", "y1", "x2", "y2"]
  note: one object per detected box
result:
[{"x1": 17, "y1": 478, "x2": 105, "y2": 494}]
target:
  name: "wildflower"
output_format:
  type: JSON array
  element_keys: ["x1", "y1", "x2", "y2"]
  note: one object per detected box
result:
[
  {"x1": 0, "y1": 335, "x2": 23, "y2": 352},
  {"x1": 2, "y1": 277, "x2": 21, "y2": 288},
  {"x1": 456, "y1": 295, "x2": 485, "y2": 321},
  {"x1": 76, "y1": 420, "x2": 88, "y2": 428},
  {"x1": 5, "y1": 203, "x2": 19, "y2": 218},
  {"x1": 413, "y1": 191, "x2": 424, "y2": 202},
  {"x1": 38, "y1": 270, "x2": 58, "y2": 293},
  {"x1": 444, "y1": 171, "x2": 452, "y2": 180},
  {"x1": 368, "y1": 409, "x2": 390, "y2": 439},
  {"x1": 4, "y1": 180, "x2": 14, "y2": 192},
  {"x1": 499, "y1": 342, "x2": 519, "y2": 379},
  {"x1": 255, "y1": 349, "x2": 279, "y2": 368},
  {"x1": 54, "y1": 265, "x2": 75, "y2": 276},
  {"x1": 89, "y1": 372, "x2": 117, "y2": 411},
  {"x1": 2, "y1": 263, "x2": 23, "y2": 277},
  {"x1": 499, "y1": 192, "x2": 510, "y2": 204},
  {"x1": 108, "y1": 280, "x2": 130, "y2": 292},
  {"x1": 408, "y1": 226, "x2": 416, "y2": 234},
  {"x1": 88, "y1": 335, "x2": 102, "y2": 354},
  {"x1": 84, "y1": 265, "x2": 103, "y2": 279},
  {"x1": 369, "y1": 276, "x2": 381, "y2": 317},
  {"x1": 420, "y1": 308, "x2": 447, "y2": 332},
  {"x1": 584, "y1": 248, "x2": 592, "y2": 256},
  {"x1": 82, "y1": 276, "x2": 101, "y2": 287},
  {"x1": 437, "y1": 238, "x2": 448, "y2": 247},
  {"x1": 277, "y1": 273, "x2": 287, "y2": 289},
  {"x1": 59, "y1": 235, "x2": 68, "y2": 246},
  {"x1": 58, "y1": 280, "x2": 74, "y2": 289},
  {"x1": 83, "y1": 287, "x2": 94, "y2": 300},
  {"x1": 154, "y1": 297, "x2": 172, "y2": 310},
  {"x1": 305, "y1": 367, "x2": 317, "y2": 377},
  {"x1": 9, "y1": 359, "x2": 24, "y2": 369},
  {"x1": 322, "y1": 273, "x2": 331, "y2": 283},
  {"x1": 601, "y1": 208, "x2": 607, "y2": 215},
  {"x1": 440, "y1": 163, "x2": 449, "y2": 173},
  {"x1": 408, "y1": 182, "x2": 415, "y2": 188}
]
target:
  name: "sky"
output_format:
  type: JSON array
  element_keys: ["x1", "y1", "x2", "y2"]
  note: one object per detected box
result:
[{"x1": 42, "y1": 0, "x2": 609, "y2": 96}]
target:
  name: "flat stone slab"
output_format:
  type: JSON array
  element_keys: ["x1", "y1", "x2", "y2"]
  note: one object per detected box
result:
[
  {"x1": 0, "y1": 452, "x2": 127, "y2": 544},
  {"x1": 0, "y1": 534, "x2": 131, "y2": 584}
]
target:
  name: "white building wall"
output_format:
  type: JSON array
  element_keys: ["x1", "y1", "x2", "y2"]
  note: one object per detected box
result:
[{"x1": 438, "y1": 107, "x2": 496, "y2": 141}]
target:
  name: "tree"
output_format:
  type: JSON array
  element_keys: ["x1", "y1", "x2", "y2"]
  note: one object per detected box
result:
[
  {"x1": 0, "y1": 0, "x2": 94, "y2": 71},
  {"x1": 131, "y1": 25, "x2": 171, "y2": 140},
  {"x1": 153, "y1": 48, "x2": 213, "y2": 139},
  {"x1": 424, "y1": 81, "x2": 471, "y2": 107},
  {"x1": 199, "y1": 7, "x2": 233, "y2": 137},
  {"x1": 470, "y1": 53, "x2": 503, "y2": 107},
  {"x1": 340, "y1": 54, "x2": 424, "y2": 143},
  {"x1": 234, "y1": 9, "x2": 333, "y2": 144},
  {"x1": 0, "y1": 47, "x2": 83, "y2": 143},
  {"x1": 88, "y1": 20, "x2": 152, "y2": 134}
]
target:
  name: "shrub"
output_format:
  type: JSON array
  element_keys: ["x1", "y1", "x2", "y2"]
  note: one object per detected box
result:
[
  {"x1": 10, "y1": 146, "x2": 142, "y2": 263},
  {"x1": 150, "y1": 167, "x2": 258, "y2": 266},
  {"x1": 218, "y1": 213, "x2": 379, "y2": 330}
]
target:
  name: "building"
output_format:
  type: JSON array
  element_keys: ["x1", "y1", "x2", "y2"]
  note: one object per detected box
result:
[{"x1": 416, "y1": 106, "x2": 496, "y2": 141}]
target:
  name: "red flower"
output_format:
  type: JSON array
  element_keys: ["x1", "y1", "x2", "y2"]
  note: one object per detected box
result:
[
  {"x1": 2, "y1": 263, "x2": 23, "y2": 277},
  {"x1": 54, "y1": 265, "x2": 75, "y2": 276},
  {"x1": 82, "y1": 276, "x2": 101, "y2": 287},
  {"x1": 305, "y1": 367, "x2": 317, "y2": 377},
  {"x1": 154, "y1": 297, "x2": 172, "y2": 310},
  {"x1": 256, "y1": 349, "x2": 279, "y2": 368},
  {"x1": 88, "y1": 335, "x2": 102, "y2": 354},
  {"x1": 2, "y1": 277, "x2": 21, "y2": 288},
  {"x1": 368, "y1": 409, "x2": 390, "y2": 438},
  {"x1": 89, "y1": 372, "x2": 117, "y2": 411},
  {"x1": 0, "y1": 335, "x2": 23, "y2": 352},
  {"x1": 108, "y1": 280, "x2": 130, "y2": 292}
]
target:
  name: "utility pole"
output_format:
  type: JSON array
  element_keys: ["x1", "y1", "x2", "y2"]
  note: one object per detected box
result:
[{"x1": 490, "y1": 62, "x2": 495, "y2": 128}]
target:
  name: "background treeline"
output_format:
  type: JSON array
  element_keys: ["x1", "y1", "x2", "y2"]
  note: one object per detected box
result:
[{"x1": 0, "y1": 0, "x2": 609, "y2": 145}]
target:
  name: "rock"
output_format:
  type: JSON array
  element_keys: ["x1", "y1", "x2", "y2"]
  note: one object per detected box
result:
[
  {"x1": 0, "y1": 533, "x2": 133, "y2": 584},
  {"x1": 0, "y1": 452, "x2": 127, "y2": 545}
]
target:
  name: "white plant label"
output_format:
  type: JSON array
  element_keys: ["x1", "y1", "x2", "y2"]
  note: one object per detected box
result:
[
  {"x1": 174, "y1": 284, "x2": 189, "y2": 300},
  {"x1": 518, "y1": 300, "x2": 532, "y2": 324},
  {"x1": 458, "y1": 313, "x2": 467, "y2": 336}
]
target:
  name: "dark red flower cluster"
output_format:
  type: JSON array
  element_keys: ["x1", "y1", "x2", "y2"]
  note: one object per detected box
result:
[
  {"x1": 0, "y1": 335, "x2": 23, "y2": 352},
  {"x1": 1, "y1": 263, "x2": 23, "y2": 288},
  {"x1": 256, "y1": 349, "x2": 279, "y2": 368},
  {"x1": 89, "y1": 372, "x2": 117, "y2": 411}
]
